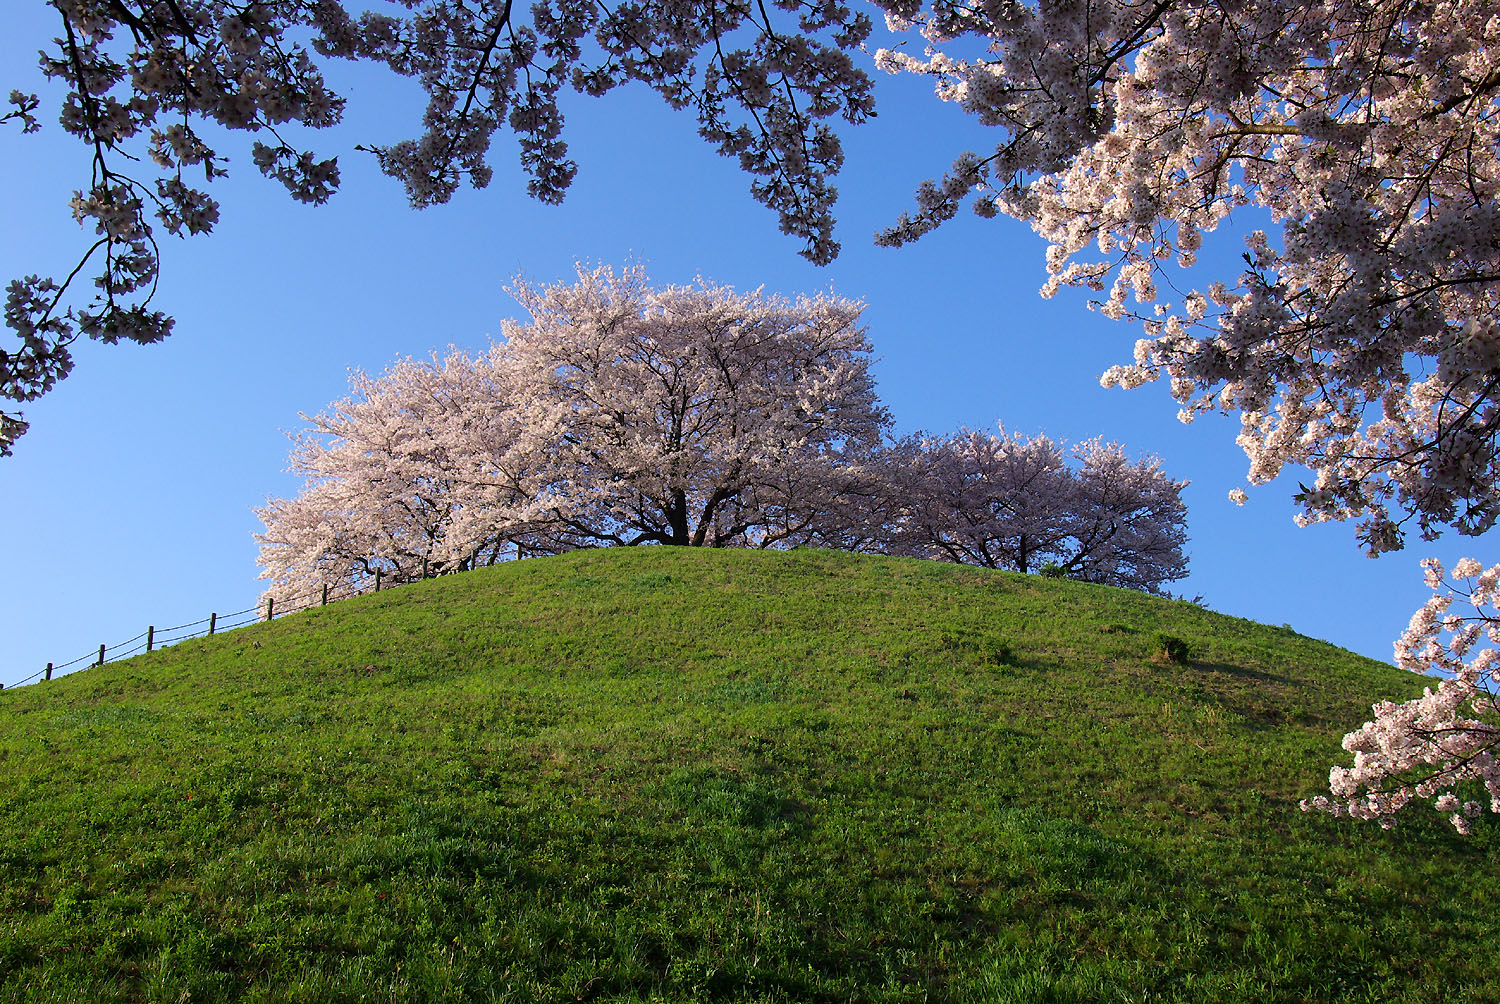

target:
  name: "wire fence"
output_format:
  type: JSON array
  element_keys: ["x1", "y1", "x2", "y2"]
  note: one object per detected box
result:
[{"x1": 8, "y1": 563, "x2": 430, "y2": 690}]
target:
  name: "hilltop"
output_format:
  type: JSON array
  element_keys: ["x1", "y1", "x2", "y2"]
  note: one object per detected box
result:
[{"x1": 0, "y1": 548, "x2": 1494, "y2": 1003}]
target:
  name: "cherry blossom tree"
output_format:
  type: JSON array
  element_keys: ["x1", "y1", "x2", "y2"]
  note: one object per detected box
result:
[
  {"x1": 895, "y1": 428, "x2": 1073, "y2": 573},
  {"x1": 872, "y1": 0, "x2": 1500, "y2": 558},
  {"x1": 254, "y1": 349, "x2": 535, "y2": 606},
  {"x1": 15, "y1": 0, "x2": 1499, "y2": 534},
  {"x1": 488, "y1": 265, "x2": 888, "y2": 549},
  {"x1": 702, "y1": 445, "x2": 898, "y2": 552},
  {"x1": 1064, "y1": 438, "x2": 1191, "y2": 593},
  {"x1": 14, "y1": 0, "x2": 1500, "y2": 542},
  {"x1": 891, "y1": 427, "x2": 1189, "y2": 594},
  {"x1": 4, "y1": 0, "x2": 876, "y2": 455},
  {"x1": 257, "y1": 265, "x2": 889, "y2": 597},
  {"x1": 1302, "y1": 558, "x2": 1500, "y2": 833}
]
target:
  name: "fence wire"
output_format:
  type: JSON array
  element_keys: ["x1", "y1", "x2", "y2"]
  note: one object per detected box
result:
[{"x1": 8, "y1": 563, "x2": 424, "y2": 689}]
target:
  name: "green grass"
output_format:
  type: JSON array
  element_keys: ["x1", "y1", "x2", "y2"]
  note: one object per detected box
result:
[{"x1": 0, "y1": 547, "x2": 1495, "y2": 1002}]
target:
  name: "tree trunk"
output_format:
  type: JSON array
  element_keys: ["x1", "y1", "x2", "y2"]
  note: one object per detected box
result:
[{"x1": 667, "y1": 490, "x2": 691, "y2": 545}]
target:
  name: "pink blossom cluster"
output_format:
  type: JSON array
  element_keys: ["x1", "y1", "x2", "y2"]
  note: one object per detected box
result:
[
  {"x1": 5, "y1": 0, "x2": 877, "y2": 455},
  {"x1": 872, "y1": 0, "x2": 1500, "y2": 557},
  {"x1": 257, "y1": 265, "x2": 1190, "y2": 600},
  {"x1": 883, "y1": 428, "x2": 1190, "y2": 593},
  {"x1": 3, "y1": 0, "x2": 347, "y2": 455},
  {"x1": 1304, "y1": 557, "x2": 1500, "y2": 832},
  {"x1": 256, "y1": 265, "x2": 888, "y2": 602}
]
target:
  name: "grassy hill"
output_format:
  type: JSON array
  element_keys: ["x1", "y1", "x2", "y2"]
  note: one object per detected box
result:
[{"x1": 0, "y1": 548, "x2": 1495, "y2": 1003}]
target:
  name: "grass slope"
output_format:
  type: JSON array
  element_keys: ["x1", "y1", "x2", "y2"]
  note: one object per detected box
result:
[{"x1": 0, "y1": 548, "x2": 1495, "y2": 1003}]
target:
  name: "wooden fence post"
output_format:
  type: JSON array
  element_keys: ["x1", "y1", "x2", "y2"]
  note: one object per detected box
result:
[
  {"x1": 146, "y1": 625, "x2": 154, "y2": 653},
  {"x1": 44, "y1": 663, "x2": 52, "y2": 681},
  {"x1": 209, "y1": 612, "x2": 217, "y2": 636},
  {"x1": 97, "y1": 644, "x2": 105, "y2": 667},
  {"x1": 321, "y1": 584, "x2": 329, "y2": 607},
  {"x1": 266, "y1": 597, "x2": 274, "y2": 622}
]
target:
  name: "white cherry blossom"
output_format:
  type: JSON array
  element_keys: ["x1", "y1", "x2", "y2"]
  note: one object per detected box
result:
[
  {"x1": 257, "y1": 264, "x2": 889, "y2": 599},
  {"x1": 258, "y1": 265, "x2": 1188, "y2": 598},
  {"x1": 873, "y1": 0, "x2": 1500, "y2": 555},
  {"x1": 5, "y1": 0, "x2": 876, "y2": 454},
  {"x1": 887, "y1": 427, "x2": 1189, "y2": 594},
  {"x1": 1305, "y1": 557, "x2": 1500, "y2": 833}
]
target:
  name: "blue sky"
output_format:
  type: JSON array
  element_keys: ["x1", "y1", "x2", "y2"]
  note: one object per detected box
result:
[{"x1": 1, "y1": 6, "x2": 1479, "y2": 684}]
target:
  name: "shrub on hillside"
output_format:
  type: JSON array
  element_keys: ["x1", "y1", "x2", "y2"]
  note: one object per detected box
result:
[{"x1": 1153, "y1": 633, "x2": 1191, "y2": 666}]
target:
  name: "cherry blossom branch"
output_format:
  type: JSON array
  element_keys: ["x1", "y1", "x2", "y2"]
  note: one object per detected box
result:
[
  {"x1": 1305, "y1": 557, "x2": 1500, "y2": 833},
  {"x1": 6, "y1": 0, "x2": 875, "y2": 454}
]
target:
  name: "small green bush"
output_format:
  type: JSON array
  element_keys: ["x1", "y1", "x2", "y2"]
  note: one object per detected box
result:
[
  {"x1": 939, "y1": 630, "x2": 1016, "y2": 667},
  {"x1": 1040, "y1": 563, "x2": 1065, "y2": 579},
  {"x1": 1154, "y1": 632, "x2": 1191, "y2": 665}
]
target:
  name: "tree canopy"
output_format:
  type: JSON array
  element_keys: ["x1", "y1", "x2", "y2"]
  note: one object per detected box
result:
[
  {"x1": 256, "y1": 266, "x2": 890, "y2": 598},
  {"x1": 887, "y1": 429, "x2": 1189, "y2": 592},
  {"x1": 257, "y1": 266, "x2": 1189, "y2": 600},
  {"x1": 11, "y1": 1, "x2": 1499, "y2": 553},
  {"x1": 3, "y1": 0, "x2": 876, "y2": 454}
]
